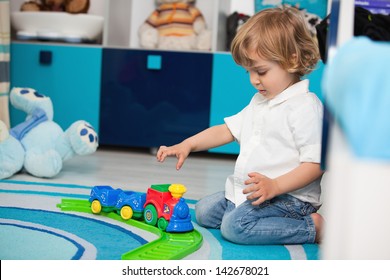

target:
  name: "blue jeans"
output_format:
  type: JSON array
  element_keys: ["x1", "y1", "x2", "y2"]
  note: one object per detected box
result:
[{"x1": 195, "y1": 191, "x2": 317, "y2": 245}]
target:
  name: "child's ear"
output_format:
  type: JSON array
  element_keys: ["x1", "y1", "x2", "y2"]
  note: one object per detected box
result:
[
  {"x1": 290, "y1": 53, "x2": 298, "y2": 64},
  {"x1": 287, "y1": 54, "x2": 298, "y2": 73}
]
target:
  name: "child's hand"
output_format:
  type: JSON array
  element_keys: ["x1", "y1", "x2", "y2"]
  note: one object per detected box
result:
[
  {"x1": 243, "y1": 172, "x2": 280, "y2": 206},
  {"x1": 156, "y1": 143, "x2": 191, "y2": 170}
]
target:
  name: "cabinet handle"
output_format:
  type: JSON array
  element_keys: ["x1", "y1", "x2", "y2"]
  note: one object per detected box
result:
[
  {"x1": 147, "y1": 55, "x2": 162, "y2": 70},
  {"x1": 39, "y1": 50, "x2": 52, "y2": 65}
]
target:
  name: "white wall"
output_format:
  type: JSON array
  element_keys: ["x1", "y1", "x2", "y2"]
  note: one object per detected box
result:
[{"x1": 230, "y1": 0, "x2": 255, "y2": 15}]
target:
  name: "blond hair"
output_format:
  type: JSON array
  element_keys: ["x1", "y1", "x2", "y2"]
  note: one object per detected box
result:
[{"x1": 231, "y1": 7, "x2": 320, "y2": 77}]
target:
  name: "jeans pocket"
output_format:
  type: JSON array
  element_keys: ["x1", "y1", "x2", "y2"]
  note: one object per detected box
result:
[
  {"x1": 300, "y1": 202, "x2": 316, "y2": 216},
  {"x1": 282, "y1": 195, "x2": 314, "y2": 218}
]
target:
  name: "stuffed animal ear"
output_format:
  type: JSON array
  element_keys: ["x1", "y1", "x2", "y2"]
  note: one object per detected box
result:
[{"x1": 66, "y1": 120, "x2": 98, "y2": 155}]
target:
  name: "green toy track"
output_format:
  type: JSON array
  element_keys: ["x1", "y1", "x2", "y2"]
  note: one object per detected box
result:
[{"x1": 57, "y1": 198, "x2": 203, "y2": 260}]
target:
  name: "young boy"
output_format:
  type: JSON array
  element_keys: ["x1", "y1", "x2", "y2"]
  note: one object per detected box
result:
[{"x1": 157, "y1": 6, "x2": 324, "y2": 244}]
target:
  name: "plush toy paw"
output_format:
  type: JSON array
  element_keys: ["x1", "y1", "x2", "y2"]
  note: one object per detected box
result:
[
  {"x1": 67, "y1": 120, "x2": 99, "y2": 156},
  {"x1": 0, "y1": 120, "x2": 9, "y2": 142},
  {"x1": 10, "y1": 87, "x2": 53, "y2": 121},
  {"x1": 0, "y1": 120, "x2": 25, "y2": 179},
  {"x1": 139, "y1": 23, "x2": 159, "y2": 49},
  {"x1": 196, "y1": 29, "x2": 212, "y2": 50}
]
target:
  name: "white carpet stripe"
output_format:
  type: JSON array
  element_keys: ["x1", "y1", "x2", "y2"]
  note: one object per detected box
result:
[
  {"x1": 0, "y1": 193, "x2": 64, "y2": 211},
  {"x1": 0, "y1": 183, "x2": 91, "y2": 196},
  {"x1": 284, "y1": 245, "x2": 307, "y2": 260}
]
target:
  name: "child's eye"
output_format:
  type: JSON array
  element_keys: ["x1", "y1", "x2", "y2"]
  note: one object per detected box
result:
[{"x1": 257, "y1": 71, "x2": 267, "y2": 76}]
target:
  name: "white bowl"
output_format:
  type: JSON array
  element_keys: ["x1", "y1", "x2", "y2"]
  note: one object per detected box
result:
[{"x1": 11, "y1": 11, "x2": 104, "y2": 42}]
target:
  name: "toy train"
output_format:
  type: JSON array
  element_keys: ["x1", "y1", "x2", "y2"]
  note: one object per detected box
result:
[{"x1": 89, "y1": 183, "x2": 193, "y2": 233}]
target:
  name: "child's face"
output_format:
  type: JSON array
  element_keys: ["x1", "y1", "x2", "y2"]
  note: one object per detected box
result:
[{"x1": 245, "y1": 51, "x2": 298, "y2": 100}]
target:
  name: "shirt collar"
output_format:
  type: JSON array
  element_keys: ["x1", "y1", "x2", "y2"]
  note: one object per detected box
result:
[{"x1": 254, "y1": 79, "x2": 310, "y2": 106}]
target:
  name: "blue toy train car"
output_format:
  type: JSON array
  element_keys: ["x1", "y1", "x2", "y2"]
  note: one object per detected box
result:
[
  {"x1": 89, "y1": 184, "x2": 193, "y2": 233},
  {"x1": 89, "y1": 185, "x2": 146, "y2": 220}
]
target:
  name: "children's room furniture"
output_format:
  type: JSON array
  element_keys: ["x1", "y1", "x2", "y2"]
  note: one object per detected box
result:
[{"x1": 10, "y1": 0, "x2": 325, "y2": 155}]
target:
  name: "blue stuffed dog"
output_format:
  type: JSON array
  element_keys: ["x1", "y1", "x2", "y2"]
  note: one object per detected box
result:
[{"x1": 0, "y1": 87, "x2": 98, "y2": 179}]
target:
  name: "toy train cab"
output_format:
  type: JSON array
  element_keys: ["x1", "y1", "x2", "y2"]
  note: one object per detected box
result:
[{"x1": 143, "y1": 184, "x2": 193, "y2": 232}]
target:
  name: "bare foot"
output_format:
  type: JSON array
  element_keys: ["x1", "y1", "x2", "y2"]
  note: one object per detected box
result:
[{"x1": 311, "y1": 213, "x2": 325, "y2": 244}]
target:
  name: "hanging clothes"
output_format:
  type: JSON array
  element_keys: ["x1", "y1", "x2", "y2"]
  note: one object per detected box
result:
[{"x1": 316, "y1": 6, "x2": 390, "y2": 63}]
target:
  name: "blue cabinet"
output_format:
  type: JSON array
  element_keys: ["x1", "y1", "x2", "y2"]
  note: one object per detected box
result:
[
  {"x1": 10, "y1": 42, "x2": 102, "y2": 132},
  {"x1": 99, "y1": 49, "x2": 212, "y2": 148}
]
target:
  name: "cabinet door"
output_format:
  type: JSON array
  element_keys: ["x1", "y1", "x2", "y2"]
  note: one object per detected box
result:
[
  {"x1": 209, "y1": 53, "x2": 254, "y2": 154},
  {"x1": 100, "y1": 49, "x2": 212, "y2": 148},
  {"x1": 10, "y1": 43, "x2": 102, "y2": 132}
]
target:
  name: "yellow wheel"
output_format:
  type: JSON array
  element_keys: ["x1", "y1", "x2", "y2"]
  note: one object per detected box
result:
[
  {"x1": 91, "y1": 200, "x2": 102, "y2": 214},
  {"x1": 120, "y1": 206, "x2": 133, "y2": 220}
]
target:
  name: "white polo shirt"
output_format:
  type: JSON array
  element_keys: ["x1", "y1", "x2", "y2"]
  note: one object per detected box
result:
[{"x1": 224, "y1": 79, "x2": 323, "y2": 208}]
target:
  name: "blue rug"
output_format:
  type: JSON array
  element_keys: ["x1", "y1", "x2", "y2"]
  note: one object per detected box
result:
[{"x1": 0, "y1": 180, "x2": 320, "y2": 260}]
